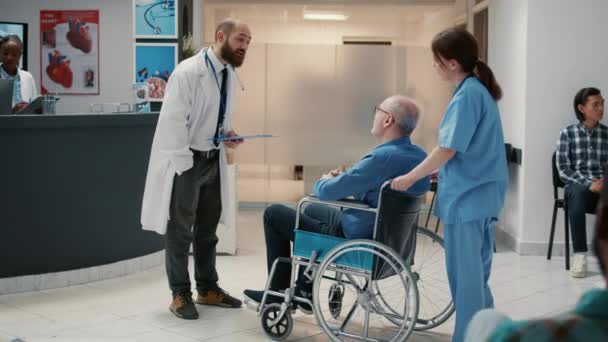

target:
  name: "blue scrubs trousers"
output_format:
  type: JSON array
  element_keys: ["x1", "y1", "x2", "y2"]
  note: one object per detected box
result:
[{"x1": 444, "y1": 218, "x2": 496, "y2": 342}]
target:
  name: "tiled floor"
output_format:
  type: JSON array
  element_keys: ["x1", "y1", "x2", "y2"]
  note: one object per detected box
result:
[{"x1": 0, "y1": 209, "x2": 603, "y2": 341}]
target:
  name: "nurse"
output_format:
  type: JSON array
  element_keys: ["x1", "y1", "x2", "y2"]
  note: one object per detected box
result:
[
  {"x1": 391, "y1": 28, "x2": 508, "y2": 342},
  {"x1": 0, "y1": 35, "x2": 36, "y2": 113}
]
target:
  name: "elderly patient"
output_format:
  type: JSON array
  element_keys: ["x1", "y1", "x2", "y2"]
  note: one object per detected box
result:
[
  {"x1": 465, "y1": 172, "x2": 608, "y2": 341},
  {"x1": 243, "y1": 95, "x2": 431, "y2": 313}
]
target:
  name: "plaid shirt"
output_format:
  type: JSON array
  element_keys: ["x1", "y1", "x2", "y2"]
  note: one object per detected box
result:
[{"x1": 556, "y1": 122, "x2": 608, "y2": 187}]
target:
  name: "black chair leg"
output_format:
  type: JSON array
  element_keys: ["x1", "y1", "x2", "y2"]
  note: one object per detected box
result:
[
  {"x1": 424, "y1": 191, "x2": 436, "y2": 229},
  {"x1": 564, "y1": 206, "x2": 570, "y2": 270},
  {"x1": 547, "y1": 202, "x2": 558, "y2": 260}
]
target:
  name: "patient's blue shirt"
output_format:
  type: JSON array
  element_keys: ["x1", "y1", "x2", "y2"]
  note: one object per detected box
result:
[{"x1": 313, "y1": 136, "x2": 430, "y2": 239}]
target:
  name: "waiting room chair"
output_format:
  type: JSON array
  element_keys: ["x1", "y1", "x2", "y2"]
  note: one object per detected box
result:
[{"x1": 547, "y1": 152, "x2": 571, "y2": 270}]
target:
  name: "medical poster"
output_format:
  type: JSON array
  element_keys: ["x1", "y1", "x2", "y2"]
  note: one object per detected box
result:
[
  {"x1": 134, "y1": 43, "x2": 177, "y2": 102},
  {"x1": 133, "y1": 0, "x2": 178, "y2": 39},
  {"x1": 40, "y1": 10, "x2": 99, "y2": 95}
]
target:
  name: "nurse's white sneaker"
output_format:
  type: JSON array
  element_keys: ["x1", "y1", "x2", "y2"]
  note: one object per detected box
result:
[{"x1": 570, "y1": 254, "x2": 587, "y2": 278}]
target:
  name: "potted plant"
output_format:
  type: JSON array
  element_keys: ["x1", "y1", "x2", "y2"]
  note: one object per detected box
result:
[{"x1": 182, "y1": 33, "x2": 198, "y2": 59}]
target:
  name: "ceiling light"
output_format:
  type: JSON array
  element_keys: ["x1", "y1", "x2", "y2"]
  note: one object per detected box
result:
[{"x1": 303, "y1": 10, "x2": 348, "y2": 21}]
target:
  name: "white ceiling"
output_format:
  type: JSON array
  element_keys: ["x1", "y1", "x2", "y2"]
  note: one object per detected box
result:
[
  {"x1": 207, "y1": 3, "x2": 450, "y2": 23},
  {"x1": 205, "y1": 0, "x2": 454, "y2": 4}
]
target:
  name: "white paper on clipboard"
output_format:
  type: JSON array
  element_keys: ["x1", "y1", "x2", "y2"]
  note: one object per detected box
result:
[{"x1": 208, "y1": 134, "x2": 276, "y2": 142}]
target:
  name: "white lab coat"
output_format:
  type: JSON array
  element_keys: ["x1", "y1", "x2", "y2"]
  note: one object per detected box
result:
[
  {"x1": 141, "y1": 49, "x2": 234, "y2": 235},
  {"x1": 1, "y1": 68, "x2": 37, "y2": 105},
  {"x1": 18, "y1": 69, "x2": 37, "y2": 103}
]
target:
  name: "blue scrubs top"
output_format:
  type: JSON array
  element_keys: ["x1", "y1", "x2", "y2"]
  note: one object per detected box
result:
[{"x1": 435, "y1": 76, "x2": 508, "y2": 224}]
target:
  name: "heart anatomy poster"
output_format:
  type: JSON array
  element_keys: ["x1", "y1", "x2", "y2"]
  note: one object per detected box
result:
[{"x1": 40, "y1": 10, "x2": 99, "y2": 95}]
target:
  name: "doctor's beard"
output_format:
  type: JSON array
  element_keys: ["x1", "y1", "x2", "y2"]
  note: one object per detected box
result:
[{"x1": 220, "y1": 41, "x2": 246, "y2": 68}]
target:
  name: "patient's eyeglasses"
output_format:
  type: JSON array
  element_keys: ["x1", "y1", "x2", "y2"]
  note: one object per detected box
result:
[{"x1": 374, "y1": 106, "x2": 391, "y2": 117}]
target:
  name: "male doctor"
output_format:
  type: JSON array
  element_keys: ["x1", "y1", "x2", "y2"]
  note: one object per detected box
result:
[{"x1": 141, "y1": 18, "x2": 251, "y2": 320}]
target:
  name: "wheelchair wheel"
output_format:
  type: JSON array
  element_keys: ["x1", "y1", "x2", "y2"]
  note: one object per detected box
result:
[
  {"x1": 411, "y1": 227, "x2": 454, "y2": 331},
  {"x1": 261, "y1": 303, "x2": 293, "y2": 341},
  {"x1": 313, "y1": 240, "x2": 419, "y2": 342}
]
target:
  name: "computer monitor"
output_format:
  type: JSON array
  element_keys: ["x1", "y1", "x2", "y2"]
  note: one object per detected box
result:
[{"x1": 0, "y1": 79, "x2": 14, "y2": 114}]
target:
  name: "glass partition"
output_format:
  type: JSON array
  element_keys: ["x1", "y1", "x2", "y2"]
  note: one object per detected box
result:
[{"x1": 231, "y1": 43, "x2": 451, "y2": 205}]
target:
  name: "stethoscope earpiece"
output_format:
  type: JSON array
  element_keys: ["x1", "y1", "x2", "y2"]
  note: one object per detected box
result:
[
  {"x1": 231, "y1": 66, "x2": 245, "y2": 91},
  {"x1": 205, "y1": 47, "x2": 246, "y2": 92}
]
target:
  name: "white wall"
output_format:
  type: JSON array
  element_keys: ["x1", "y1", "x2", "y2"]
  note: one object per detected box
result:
[
  {"x1": 201, "y1": 4, "x2": 452, "y2": 46},
  {"x1": 0, "y1": 0, "x2": 133, "y2": 113},
  {"x1": 491, "y1": 0, "x2": 608, "y2": 254},
  {"x1": 522, "y1": 0, "x2": 608, "y2": 252},
  {"x1": 199, "y1": 2, "x2": 456, "y2": 156},
  {"x1": 192, "y1": 0, "x2": 204, "y2": 48},
  {"x1": 488, "y1": 0, "x2": 527, "y2": 247}
]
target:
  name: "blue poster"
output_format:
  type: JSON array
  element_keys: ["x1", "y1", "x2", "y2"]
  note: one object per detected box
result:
[
  {"x1": 135, "y1": 43, "x2": 177, "y2": 101},
  {"x1": 133, "y1": 0, "x2": 177, "y2": 39}
]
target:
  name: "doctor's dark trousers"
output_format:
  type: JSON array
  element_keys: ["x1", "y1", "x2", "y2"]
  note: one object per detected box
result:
[{"x1": 165, "y1": 151, "x2": 222, "y2": 295}]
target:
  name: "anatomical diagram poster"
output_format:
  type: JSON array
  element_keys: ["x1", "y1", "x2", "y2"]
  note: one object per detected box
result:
[{"x1": 40, "y1": 10, "x2": 100, "y2": 95}]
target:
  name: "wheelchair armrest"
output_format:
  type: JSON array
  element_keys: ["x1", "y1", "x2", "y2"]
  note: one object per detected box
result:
[{"x1": 299, "y1": 196, "x2": 374, "y2": 211}]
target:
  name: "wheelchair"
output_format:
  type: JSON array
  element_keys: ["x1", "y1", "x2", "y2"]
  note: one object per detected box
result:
[{"x1": 247, "y1": 181, "x2": 454, "y2": 341}]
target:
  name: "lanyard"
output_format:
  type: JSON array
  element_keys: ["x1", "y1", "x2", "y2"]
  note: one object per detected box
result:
[{"x1": 204, "y1": 48, "x2": 227, "y2": 115}]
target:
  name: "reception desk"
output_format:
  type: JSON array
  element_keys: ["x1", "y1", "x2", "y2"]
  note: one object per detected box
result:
[{"x1": 0, "y1": 113, "x2": 164, "y2": 287}]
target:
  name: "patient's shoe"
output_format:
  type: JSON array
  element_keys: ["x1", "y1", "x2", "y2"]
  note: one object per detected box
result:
[
  {"x1": 571, "y1": 254, "x2": 588, "y2": 278},
  {"x1": 243, "y1": 289, "x2": 284, "y2": 308}
]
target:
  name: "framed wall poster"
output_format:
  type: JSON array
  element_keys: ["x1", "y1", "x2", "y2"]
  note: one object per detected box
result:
[
  {"x1": 40, "y1": 10, "x2": 99, "y2": 95},
  {"x1": 133, "y1": 0, "x2": 178, "y2": 39},
  {"x1": 134, "y1": 42, "x2": 177, "y2": 102}
]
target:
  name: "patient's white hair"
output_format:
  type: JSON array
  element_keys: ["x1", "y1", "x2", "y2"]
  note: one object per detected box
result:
[{"x1": 384, "y1": 95, "x2": 420, "y2": 136}]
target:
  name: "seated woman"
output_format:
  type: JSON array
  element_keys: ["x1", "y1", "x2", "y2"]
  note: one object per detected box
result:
[
  {"x1": 465, "y1": 171, "x2": 608, "y2": 341},
  {"x1": 0, "y1": 35, "x2": 37, "y2": 113},
  {"x1": 243, "y1": 95, "x2": 431, "y2": 313}
]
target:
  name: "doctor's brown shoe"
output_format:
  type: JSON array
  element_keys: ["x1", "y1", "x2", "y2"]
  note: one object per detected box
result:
[
  {"x1": 195, "y1": 287, "x2": 242, "y2": 308},
  {"x1": 169, "y1": 293, "x2": 199, "y2": 320}
]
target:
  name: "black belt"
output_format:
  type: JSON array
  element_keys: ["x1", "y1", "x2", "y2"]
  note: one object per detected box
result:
[{"x1": 190, "y1": 148, "x2": 219, "y2": 159}]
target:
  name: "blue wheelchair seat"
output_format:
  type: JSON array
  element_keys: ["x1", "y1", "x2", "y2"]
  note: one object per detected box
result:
[
  {"x1": 293, "y1": 230, "x2": 373, "y2": 271},
  {"x1": 293, "y1": 188, "x2": 423, "y2": 277}
]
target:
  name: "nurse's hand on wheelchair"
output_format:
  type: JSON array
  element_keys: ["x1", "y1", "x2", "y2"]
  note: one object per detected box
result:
[{"x1": 391, "y1": 173, "x2": 416, "y2": 191}]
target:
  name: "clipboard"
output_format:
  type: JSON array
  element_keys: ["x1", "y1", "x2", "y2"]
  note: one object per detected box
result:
[
  {"x1": 208, "y1": 134, "x2": 276, "y2": 143},
  {"x1": 17, "y1": 96, "x2": 45, "y2": 114}
]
